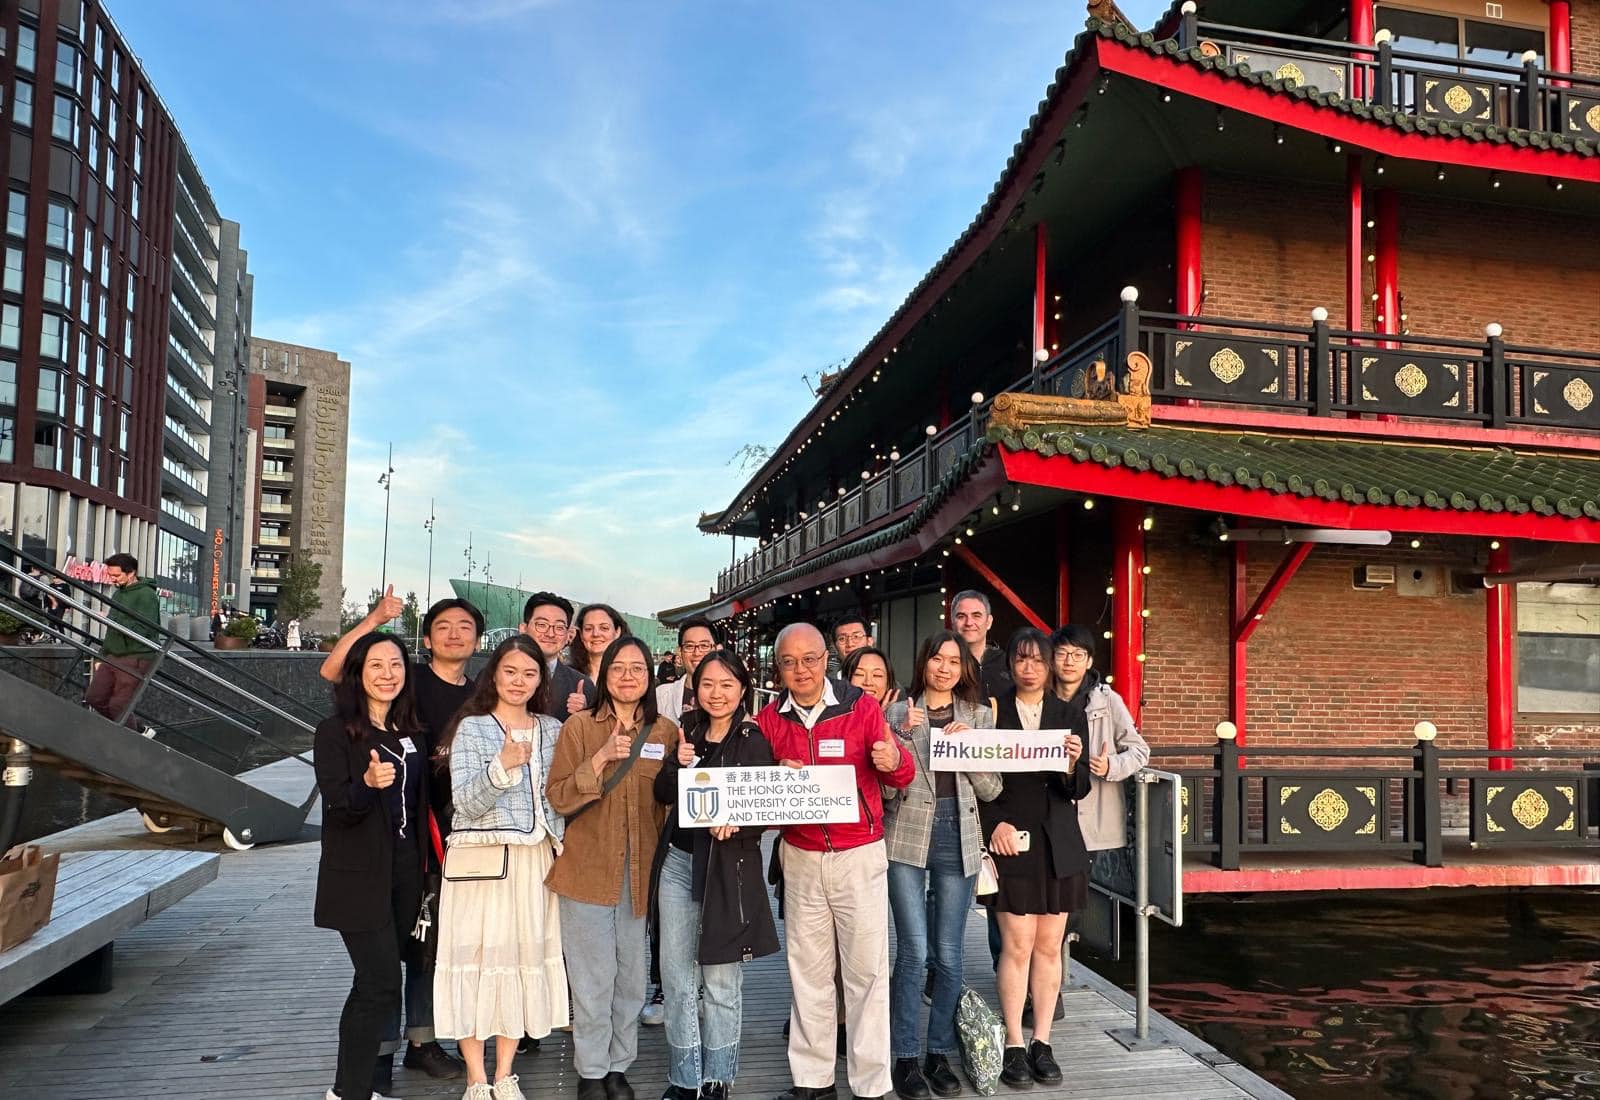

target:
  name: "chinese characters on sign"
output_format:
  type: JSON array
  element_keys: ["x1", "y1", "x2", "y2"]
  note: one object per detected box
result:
[{"x1": 677, "y1": 765, "x2": 858, "y2": 828}]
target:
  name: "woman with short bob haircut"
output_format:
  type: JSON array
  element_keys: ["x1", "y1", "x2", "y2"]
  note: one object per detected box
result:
[
  {"x1": 571, "y1": 603, "x2": 630, "y2": 682},
  {"x1": 313, "y1": 632, "x2": 430, "y2": 1100},
  {"x1": 433, "y1": 635, "x2": 569, "y2": 1100},
  {"x1": 881, "y1": 631, "x2": 1001, "y2": 1099},
  {"x1": 978, "y1": 627, "x2": 1090, "y2": 1092},
  {"x1": 651, "y1": 648, "x2": 779, "y2": 1100},
  {"x1": 842, "y1": 645, "x2": 899, "y2": 706},
  {"x1": 547, "y1": 635, "x2": 677, "y2": 1100}
]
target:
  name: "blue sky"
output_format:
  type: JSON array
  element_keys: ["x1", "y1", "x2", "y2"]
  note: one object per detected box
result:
[{"x1": 115, "y1": 1, "x2": 1166, "y2": 617}]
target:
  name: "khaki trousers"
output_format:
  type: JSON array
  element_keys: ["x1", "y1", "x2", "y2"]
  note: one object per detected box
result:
[{"x1": 780, "y1": 839, "x2": 892, "y2": 1097}]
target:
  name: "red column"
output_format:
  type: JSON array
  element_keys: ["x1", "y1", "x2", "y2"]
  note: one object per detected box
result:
[
  {"x1": 1374, "y1": 189, "x2": 1399, "y2": 343},
  {"x1": 1175, "y1": 168, "x2": 1203, "y2": 319},
  {"x1": 1111, "y1": 502, "x2": 1146, "y2": 725},
  {"x1": 1350, "y1": 0, "x2": 1374, "y2": 98},
  {"x1": 1055, "y1": 506, "x2": 1071, "y2": 626},
  {"x1": 1033, "y1": 222, "x2": 1048, "y2": 362},
  {"x1": 1346, "y1": 154, "x2": 1364, "y2": 334},
  {"x1": 1486, "y1": 544, "x2": 1514, "y2": 771},
  {"x1": 1550, "y1": 2, "x2": 1572, "y2": 74},
  {"x1": 1229, "y1": 542, "x2": 1247, "y2": 746}
]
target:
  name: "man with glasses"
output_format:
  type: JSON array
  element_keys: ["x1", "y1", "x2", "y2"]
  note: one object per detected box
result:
[
  {"x1": 656, "y1": 617, "x2": 717, "y2": 721},
  {"x1": 831, "y1": 615, "x2": 873, "y2": 674},
  {"x1": 1050, "y1": 624, "x2": 1148, "y2": 853},
  {"x1": 950, "y1": 590, "x2": 1011, "y2": 698},
  {"x1": 759, "y1": 623, "x2": 916, "y2": 1100},
  {"x1": 520, "y1": 591, "x2": 596, "y2": 721}
]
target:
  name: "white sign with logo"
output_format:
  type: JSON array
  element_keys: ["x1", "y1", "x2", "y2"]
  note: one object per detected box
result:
[
  {"x1": 677, "y1": 765, "x2": 859, "y2": 828},
  {"x1": 928, "y1": 728, "x2": 1077, "y2": 773}
]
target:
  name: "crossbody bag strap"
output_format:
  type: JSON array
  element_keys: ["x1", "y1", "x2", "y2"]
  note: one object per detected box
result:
[{"x1": 567, "y1": 718, "x2": 650, "y2": 823}]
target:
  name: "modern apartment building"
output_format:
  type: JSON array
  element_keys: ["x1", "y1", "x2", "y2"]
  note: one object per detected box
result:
[
  {"x1": 203, "y1": 218, "x2": 253, "y2": 619},
  {"x1": 246, "y1": 336, "x2": 347, "y2": 633}
]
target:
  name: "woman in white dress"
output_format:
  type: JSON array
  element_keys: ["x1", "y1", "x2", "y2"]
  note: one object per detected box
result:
[{"x1": 434, "y1": 636, "x2": 569, "y2": 1100}]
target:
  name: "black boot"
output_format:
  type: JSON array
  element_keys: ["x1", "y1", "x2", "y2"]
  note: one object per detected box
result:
[
  {"x1": 404, "y1": 1040, "x2": 465, "y2": 1079},
  {"x1": 922, "y1": 1055, "x2": 962, "y2": 1098},
  {"x1": 605, "y1": 1072, "x2": 636, "y2": 1100},
  {"x1": 579, "y1": 1078, "x2": 608, "y2": 1100},
  {"x1": 892, "y1": 1057, "x2": 931, "y2": 1100},
  {"x1": 662, "y1": 1089, "x2": 698, "y2": 1100},
  {"x1": 1025, "y1": 1041, "x2": 1060, "y2": 1086},
  {"x1": 701, "y1": 1084, "x2": 731, "y2": 1100},
  {"x1": 999, "y1": 1048, "x2": 1032, "y2": 1090}
]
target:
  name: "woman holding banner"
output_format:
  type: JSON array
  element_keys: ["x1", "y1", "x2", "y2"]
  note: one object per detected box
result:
[
  {"x1": 978, "y1": 627, "x2": 1090, "y2": 1091},
  {"x1": 881, "y1": 631, "x2": 1000, "y2": 1100},
  {"x1": 650, "y1": 648, "x2": 778, "y2": 1100}
]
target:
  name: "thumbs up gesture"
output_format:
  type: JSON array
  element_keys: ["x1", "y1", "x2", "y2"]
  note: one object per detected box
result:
[
  {"x1": 368, "y1": 584, "x2": 405, "y2": 626},
  {"x1": 364, "y1": 748, "x2": 397, "y2": 789},
  {"x1": 871, "y1": 737, "x2": 901, "y2": 773},
  {"x1": 498, "y1": 726, "x2": 533, "y2": 772}
]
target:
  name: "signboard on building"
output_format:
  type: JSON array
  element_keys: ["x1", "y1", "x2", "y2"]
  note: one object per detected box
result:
[{"x1": 210, "y1": 528, "x2": 224, "y2": 615}]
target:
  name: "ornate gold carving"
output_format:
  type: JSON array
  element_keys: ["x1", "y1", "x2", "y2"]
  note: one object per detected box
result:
[
  {"x1": 1198, "y1": 39, "x2": 1222, "y2": 58},
  {"x1": 1276, "y1": 62, "x2": 1305, "y2": 87},
  {"x1": 1356, "y1": 785, "x2": 1377, "y2": 835},
  {"x1": 1563, "y1": 377, "x2": 1594, "y2": 412},
  {"x1": 989, "y1": 393, "x2": 1126, "y2": 430},
  {"x1": 1308, "y1": 788, "x2": 1349, "y2": 831},
  {"x1": 1444, "y1": 392, "x2": 1460, "y2": 408},
  {"x1": 1262, "y1": 377, "x2": 1281, "y2": 395},
  {"x1": 1210, "y1": 348, "x2": 1247, "y2": 384},
  {"x1": 1443, "y1": 83, "x2": 1473, "y2": 115},
  {"x1": 1395, "y1": 363, "x2": 1428, "y2": 398},
  {"x1": 1362, "y1": 384, "x2": 1379, "y2": 402},
  {"x1": 1180, "y1": 783, "x2": 1190, "y2": 837},
  {"x1": 1264, "y1": 348, "x2": 1280, "y2": 365},
  {"x1": 1280, "y1": 819, "x2": 1302, "y2": 836},
  {"x1": 1511, "y1": 788, "x2": 1550, "y2": 829},
  {"x1": 1586, "y1": 103, "x2": 1600, "y2": 132},
  {"x1": 1119, "y1": 351, "x2": 1153, "y2": 429},
  {"x1": 1558, "y1": 785, "x2": 1575, "y2": 802},
  {"x1": 1558, "y1": 812, "x2": 1576, "y2": 832},
  {"x1": 1280, "y1": 785, "x2": 1301, "y2": 804}
]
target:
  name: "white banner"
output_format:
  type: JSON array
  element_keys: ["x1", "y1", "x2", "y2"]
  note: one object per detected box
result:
[
  {"x1": 677, "y1": 765, "x2": 858, "y2": 828},
  {"x1": 928, "y1": 728, "x2": 1076, "y2": 772}
]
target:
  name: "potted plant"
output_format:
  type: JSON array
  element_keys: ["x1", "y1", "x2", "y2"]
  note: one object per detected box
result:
[
  {"x1": 216, "y1": 615, "x2": 259, "y2": 651},
  {"x1": 0, "y1": 604, "x2": 25, "y2": 645}
]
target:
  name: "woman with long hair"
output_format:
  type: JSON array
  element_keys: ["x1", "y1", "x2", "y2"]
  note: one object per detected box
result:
[
  {"x1": 651, "y1": 649, "x2": 779, "y2": 1100},
  {"x1": 570, "y1": 603, "x2": 629, "y2": 682},
  {"x1": 313, "y1": 633, "x2": 430, "y2": 1100},
  {"x1": 881, "y1": 631, "x2": 1001, "y2": 1099},
  {"x1": 978, "y1": 628, "x2": 1090, "y2": 1091},
  {"x1": 432, "y1": 636, "x2": 569, "y2": 1100},
  {"x1": 842, "y1": 645, "x2": 899, "y2": 706},
  {"x1": 546, "y1": 636, "x2": 677, "y2": 1100}
]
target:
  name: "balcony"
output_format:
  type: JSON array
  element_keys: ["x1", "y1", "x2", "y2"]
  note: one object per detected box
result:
[
  {"x1": 259, "y1": 501, "x2": 292, "y2": 516},
  {"x1": 164, "y1": 414, "x2": 210, "y2": 461},
  {"x1": 167, "y1": 333, "x2": 213, "y2": 390},
  {"x1": 260, "y1": 469, "x2": 292, "y2": 485},
  {"x1": 165, "y1": 374, "x2": 209, "y2": 423},
  {"x1": 262, "y1": 435, "x2": 294, "y2": 451},
  {"x1": 712, "y1": 300, "x2": 1600, "y2": 597},
  {"x1": 253, "y1": 567, "x2": 282, "y2": 580},
  {"x1": 161, "y1": 496, "x2": 204, "y2": 530},
  {"x1": 257, "y1": 535, "x2": 290, "y2": 548},
  {"x1": 264, "y1": 404, "x2": 296, "y2": 420},
  {"x1": 1180, "y1": 16, "x2": 1600, "y2": 144},
  {"x1": 169, "y1": 296, "x2": 215, "y2": 355}
]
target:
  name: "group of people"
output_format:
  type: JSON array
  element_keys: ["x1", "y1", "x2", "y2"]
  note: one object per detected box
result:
[{"x1": 311, "y1": 587, "x2": 1149, "y2": 1100}]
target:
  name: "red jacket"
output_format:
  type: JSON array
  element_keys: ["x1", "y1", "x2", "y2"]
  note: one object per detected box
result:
[{"x1": 756, "y1": 679, "x2": 916, "y2": 852}]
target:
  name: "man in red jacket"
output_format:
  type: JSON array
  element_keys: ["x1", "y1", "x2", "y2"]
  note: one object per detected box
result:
[{"x1": 759, "y1": 622, "x2": 916, "y2": 1100}]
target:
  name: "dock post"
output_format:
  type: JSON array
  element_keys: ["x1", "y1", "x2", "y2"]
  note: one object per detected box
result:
[{"x1": 1109, "y1": 772, "x2": 1172, "y2": 1051}]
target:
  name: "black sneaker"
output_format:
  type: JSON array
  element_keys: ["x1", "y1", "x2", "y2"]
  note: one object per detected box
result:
[
  {"x1": 605, "y1": 1072, "x2": 636, "y2": 1100},
  {"x1": 701, "y1": 1084, "x2": 730, "y2": 1100},
  {"x1": 999, "y1": 1047, "x2": 1033, "y2": 1090},
  {"x1": 403, "y1": 1040, "x2": 465, "y2": 1079},
  {"x1": 773, "y1": 1088, "x2": 837, "y2": 1100},
  {"x1": 518, "y1": 1035, "x2": 541, "y2": 1054},
  {"x1": 922, "y1": 1054, "x2": 962, "y2": 1098},
  {"x1": 662, "y1": 1089, "x2": 698, "y2": 1100},
  {"x1": 892, "y1": 1057, "x2": 931, "y2": 1100},
  {"x1": 1025, "y1": 1041, "x2": 1060, "y2": 1086},
  {"x1": 578, "y1": 1078, "x2": 607, "y2": 1100}
]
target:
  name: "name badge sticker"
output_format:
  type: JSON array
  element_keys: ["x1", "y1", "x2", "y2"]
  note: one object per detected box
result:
[
  {"x1": 641, "y1": 742, "x2": 667, "y2": 761},
  {"x1": 817, "y1": 739, "x2": 846, "y2": 759},
  {"x1": 399, "y1": 737, "x2": 418, "y2": 755}
]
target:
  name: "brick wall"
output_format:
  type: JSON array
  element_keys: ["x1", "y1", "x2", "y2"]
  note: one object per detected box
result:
[
  {"x1": 1139, "y1": 524, "x2": 1600, "y2": 754},
  {"x1": 1200, "y1": 174, "x2": 1346, "y2": 326},
  {"x1": 1573, "y1": 0, "x2": 1600, "y2": 76}
]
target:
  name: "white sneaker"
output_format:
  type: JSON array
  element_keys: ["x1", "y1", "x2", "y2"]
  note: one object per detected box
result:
[
  {"x1": 492, "y1": 1076, "x2": 527, "y2": 1100},
  {"x1": 640, "y1": 984, "x2": 665, "y2": 1026},
  {"x1": 463, "y1": 1084, "x2": 494, "y2": 1100},
  {"x1": 326, "y1": 1090, "x2": 397, "y2": 1100},
  {"x1": 141, "y1": 726, "x2": 158, "y2": 739}
]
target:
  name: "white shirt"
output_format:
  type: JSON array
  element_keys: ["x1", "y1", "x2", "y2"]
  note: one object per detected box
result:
[
  {"x1": 778, "y1": 679, "x2": 839, "y2": 731},
  {"x1": 1016, "y1": 697, "x2": 1043, "y2": 732}
]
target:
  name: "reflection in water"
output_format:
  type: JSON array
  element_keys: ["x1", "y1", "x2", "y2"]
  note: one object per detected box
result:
[{"x1": 1092, "y1": 891, "x2": 1600, "y2": 1100}]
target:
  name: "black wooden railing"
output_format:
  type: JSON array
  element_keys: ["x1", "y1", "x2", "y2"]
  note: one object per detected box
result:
[
  {"x1": 712, "y1": 292, "x2": 1600, "y2": 598},
  {"x1": 1177, "y1": 13, "x2": 1600, "y2": 144},
  {"x1": 1151, "y1": 730, "x2": 1599, "y2": 870}
]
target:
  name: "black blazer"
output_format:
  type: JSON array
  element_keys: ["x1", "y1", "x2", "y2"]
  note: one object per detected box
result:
[
  {"x1": 548, "y1": 662, "x2": 596, "y2": 723},
  {"x1": 977, "y1": 690, "x2": 1093, "y2": 881},
  {"x1": 313, "y1": 715, "x2": 429, "y2": 932}
]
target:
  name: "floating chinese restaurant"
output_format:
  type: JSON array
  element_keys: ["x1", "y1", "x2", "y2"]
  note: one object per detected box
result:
[{"x1": 667, "y1": 0, "x2": 1600, "y2": 890}]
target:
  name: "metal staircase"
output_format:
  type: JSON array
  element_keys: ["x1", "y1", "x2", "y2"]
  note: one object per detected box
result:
[{"x1": 0, "y1": 544, "x2": 321, "y2": 850}]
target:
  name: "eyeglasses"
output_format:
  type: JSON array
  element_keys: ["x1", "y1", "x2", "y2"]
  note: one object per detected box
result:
[
  {"x1": 681, "y1": 642, "x2": 714, "y2": 655},
  {"x1": 528, "y1": 618, "x2": 568, "y2": 635},
  {"x1": 777, "y1": 653, "x2": 826, "y2": 673},
  {"x1": 835, "y1": 631, "x2": 867, "y2": 644},
  {"x1": 1057, "y1": 648, "x2": 1091, "y2": 663}
]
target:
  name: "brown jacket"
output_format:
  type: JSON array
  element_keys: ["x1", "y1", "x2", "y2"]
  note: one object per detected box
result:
[{"x1": 545, "y1": 703, "x2": 674, "y2": 916}]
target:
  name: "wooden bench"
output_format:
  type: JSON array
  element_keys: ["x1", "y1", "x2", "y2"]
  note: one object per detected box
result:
[{"x1": 0, "y1": 849, "x2": 219, "y2": 1004}]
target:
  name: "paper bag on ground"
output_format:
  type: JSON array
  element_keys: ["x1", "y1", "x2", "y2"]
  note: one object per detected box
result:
[{"x1": 0, "y1": 844, "x2": 60, "y2": 952}]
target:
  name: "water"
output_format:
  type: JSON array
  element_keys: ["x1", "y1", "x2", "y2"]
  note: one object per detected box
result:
[{"x1": 1093, "y1": 891, "x2": 1600, "y2": 1099}]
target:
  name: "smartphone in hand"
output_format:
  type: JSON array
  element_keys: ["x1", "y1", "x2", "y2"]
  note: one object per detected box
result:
[{"x1": 1014, "y1": 830, "x2": 1032, "y2": 853}]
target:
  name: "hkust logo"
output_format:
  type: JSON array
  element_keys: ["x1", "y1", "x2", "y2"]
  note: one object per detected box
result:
[{"x1": 686, "y1": 771, "x2": 720, "y2": 825}]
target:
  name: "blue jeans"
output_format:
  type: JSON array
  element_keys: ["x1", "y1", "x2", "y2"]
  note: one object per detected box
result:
[
  {"x1": 888, "y1": 800, "x2": 974, "y2": 1059},
  {"x1": 659, "y1": 846, "x2": 744, "y2": 1087}
]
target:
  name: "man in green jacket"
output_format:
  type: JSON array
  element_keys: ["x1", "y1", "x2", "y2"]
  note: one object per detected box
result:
[{"x1": 85, "y1": 552, "x2": 160, "y2": 727}]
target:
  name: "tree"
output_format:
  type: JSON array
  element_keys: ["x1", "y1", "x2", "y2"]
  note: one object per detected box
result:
[
  {"x1": 276, "y1": 555, "x2": 324, "y2": 624},
  {"x1": 339, "y1": 586, "x2": 365, "y2": 632},
  {"x1": 400, "y1": 591, "x2": 421, "y2": 641}
]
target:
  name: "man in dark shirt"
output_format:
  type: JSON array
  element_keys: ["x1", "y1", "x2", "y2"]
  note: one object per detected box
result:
[
  {"x1": 517, "y1": 591, "x2": 595, "y2": 721},
  {"x1": 319, "y1": 590, "x2": 484, "y2": 1082},
  {"x1": 951, "y1": 589, "x2": 1013, "y2": 699}
]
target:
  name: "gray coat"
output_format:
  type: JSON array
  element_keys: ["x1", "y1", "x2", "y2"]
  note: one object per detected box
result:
[
  {"x1": 881, "y1": 696, "x2": 1001, "y2": 878},
  {"x1": 1077, "y1": 683, "x2": 1150, "y2": 851}
]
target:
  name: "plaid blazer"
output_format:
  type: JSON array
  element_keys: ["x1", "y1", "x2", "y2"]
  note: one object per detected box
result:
[{"x1": 881, "y1": 695, "x2": 1001, "y2": 879}]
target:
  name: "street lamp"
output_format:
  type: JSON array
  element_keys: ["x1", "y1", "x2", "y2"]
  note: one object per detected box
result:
[
  {"x1": 378, "y1": 443, "x2": 395, "y2": 591},
  {"x1": 423, "y1": 499, "x2": 436, "y2": 610}
]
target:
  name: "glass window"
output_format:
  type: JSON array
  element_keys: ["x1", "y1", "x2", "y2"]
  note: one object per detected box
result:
[
  {"x1": 6, "y1": 192, "x2": 24, "y2": 238},
  {"x1": 14, "y1": 79, "x2": 33, "y2": 127},
  {"x1": 106, "y1": 104, "x2": 116, "y2": 143},
  {"x1": 93, "y1": 395, "x2": 102, "y2": 435},
  {"x1": 118, "y1": 408, "x2": 127, "y2": 450},
  {"x1": 133, "y1": 134, "x2": 141, "y2": 174},
  {"x1": 124, "y1": 278, "x2": 133, "y2": 312},
  {"x1": 3, "y1": 248, "x2": 20, "y2": 295},
  {"x1": 1464, "y1": 21, "x2": 1543, "y2": 68},
  {"x1": 51, "y1": 94, "x2": 78, "y2": 144},
  {"x1": 0, "y1": 416, "x2": 11, "y2": 463},
  {"x1": 45, "y1": 201, "x2": 72, "y2": 252},
  {"x1": 36, "y1": 367, "x2": 59, "y2": 413},
  {"x1": 55, "y1": 44, "x2": 80, "y2": 90},
  {"x1": 136, "y1": 88, "x2": 145, "y2": 128},
  {"x1": 0, "y1": 303, "x2": 18, "y2": 350},
  {"x1": 110, "y1": 51, "x2": 120, "y2": 92},
  {"x1": 1377, "y1": 8, "x2": 1460, "y2": 64},
  {"x1": 121, "y1": 317, "x2": 131, "y2": 356},
  {"x1": 105, "y1": 154, "x2": 115, "y2": 191},
  {"x1": 96, "y1": 291, "x2": 107, "y2": 337},
  {"x1": 99, "y1": 245, "x2": 109, "y2": 286},
  {"x1": 87, "y1": 126, "x2": 98, "y2": 174},
  {"x1": 74, "y1": 383, "x2": 85, "y2": 427},
  {"x1": 90, "y1": 441, "x2": 99, "y2": 483},
  {"x1": 79, "y1": 278, "x2": 90, "y2": 323},
  {"x1": 40, "y1": 314, "x2": 67, "y2": 361},
  {"x1": 130, "y1": 181, "x2": 139, "y2": 222},
  {"x1": 1518, "y1": 583, "x2": 1600, "y2": 714},
  {"x1": 70, "y1": 434, "x2": 82, "y2": 479},
  {"x1": 116, "y1": 458, "x2": 125, "y2": 496},
  {"x1": 94, "y1": 343, "x2": 104, "y2": 386},
  {"x1": 0, "y1": 359, "x2": 14, "y2": 405},
  {"x1": 43, "y1": 257, "x2": 67, "y2": 304},
  {"x1": 17, "y1": 27, "x2": 35, "y2": 73}
]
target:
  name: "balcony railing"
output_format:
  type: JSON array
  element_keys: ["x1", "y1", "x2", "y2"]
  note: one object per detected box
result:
[
  {"x1": 164, "y1": 414, "x2": 210, "y2": 460},
  {"x1": 1180, "y1": 14, "x2": 1600, "y2": 144},
  {"x1": 263, "y1": 435, "x2": 294, "y2": 450},
  {"x1": 259, "y1": 501, "x2": 292, "y2": 515},
  {"x1": 166, "y1": 374, "x2": 208, "y2": 420},
  {"x1": 712, "y1": 297, "x2": 1600, "y2": 597},
  {"x1": 168, "y1": 333, "x2": 213, "y2": 389},
  {"x1": 160, "y1": 496, "x2": 203, "y2": 529},
  {"x1": 264, "y1": 404, "x2": 296, "y2": 420}
]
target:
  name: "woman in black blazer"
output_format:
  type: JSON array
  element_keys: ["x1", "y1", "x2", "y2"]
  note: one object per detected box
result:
[
  {"x1": 314, "y1": 632, "x2": 430, "y2": 1100},
  {"x1": 977, "y1": 627, "x2": 1090, "y2": 1092}
]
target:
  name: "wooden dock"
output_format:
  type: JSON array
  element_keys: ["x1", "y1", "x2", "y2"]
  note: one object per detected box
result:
[{"x1": 0, "y1": 758, "x2": 1288, "y2": 1100}]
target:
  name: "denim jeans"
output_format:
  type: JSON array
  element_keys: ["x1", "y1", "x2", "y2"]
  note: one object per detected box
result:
[
  {"x1": 560, "y1": 861, "x2": 646, "y2": 1078},
  {"x1": 659, "y1": 846, "x2": 743, "y2": 1087},
  {"x1": 888, "y1": 799, "x2": 974, "y2": 1059}
]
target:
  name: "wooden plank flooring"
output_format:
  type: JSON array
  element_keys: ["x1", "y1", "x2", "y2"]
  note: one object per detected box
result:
[{"x1": 0, "y1": 758, "x2": 1289, "y2": 1100}]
